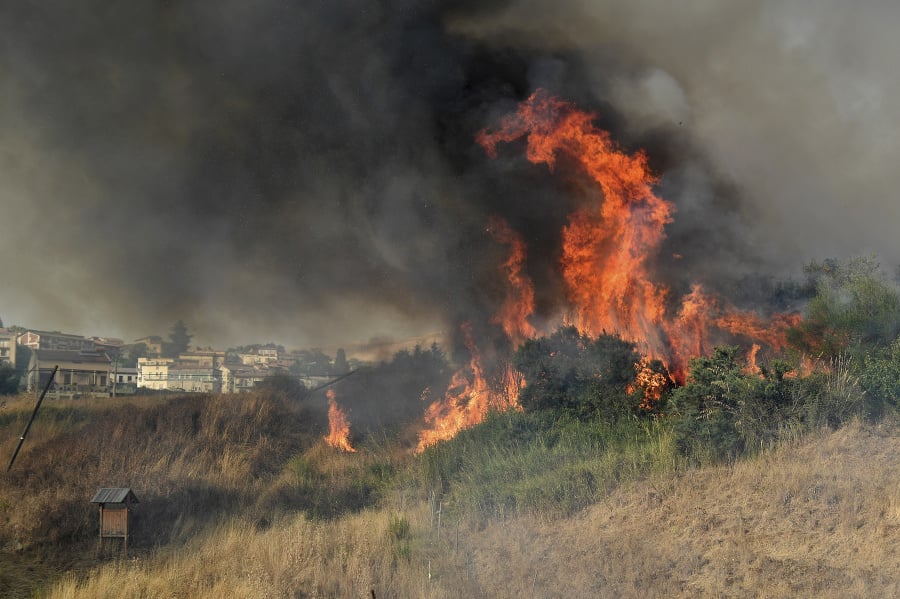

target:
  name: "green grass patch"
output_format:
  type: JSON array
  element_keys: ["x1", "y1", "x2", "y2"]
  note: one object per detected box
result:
[{"x1": 417, "y1": 410, "x2": 680, "y2": 519}]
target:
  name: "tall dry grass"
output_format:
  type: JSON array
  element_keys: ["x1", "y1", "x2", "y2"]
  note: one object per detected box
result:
[
  {"x1": 40, "y1": 417, "x2": 900, "y2": 598},
  {"x1": 49, "y1": 505, "x2": 478, "y2": 599},
  {"x1": 437, "y1": 418, "x2": 900, "y2": 598},
  {"x1": 0, "y1": 392, "x2": 320, "y2": 550}
]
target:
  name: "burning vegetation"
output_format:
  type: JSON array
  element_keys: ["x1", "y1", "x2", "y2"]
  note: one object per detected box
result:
[
  {"x1": 416, "y1": 91, "x2": 805, "y2": 448},
  {"x1": 324, "y1": 389, "x2": 356, "y2": 453}
]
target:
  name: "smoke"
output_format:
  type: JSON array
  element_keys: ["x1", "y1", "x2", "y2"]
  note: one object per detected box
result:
[{"x1": 1, "y1": 1, "x2": 897, "y2": 350}]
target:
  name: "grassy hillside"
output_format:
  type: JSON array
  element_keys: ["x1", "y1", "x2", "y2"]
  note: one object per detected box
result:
[
  {"x1": 0, "y1": 391, "x2": 897, "y2": 597},
  {"x1": 0, "y1": 390, "x2": 391, "y2": 596},
  {"x1": 38, "y1": 415, "x2": 900, "y2": 598}
]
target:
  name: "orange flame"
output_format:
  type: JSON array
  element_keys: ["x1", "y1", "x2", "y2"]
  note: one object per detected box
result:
[
  {"x1": 744, "y1": 343, "x2": 762, "y2": 375},
  {"x1": 324, "y1": 389, "x2": 356, "y2": 452},
  {"x1": 417, "y1": 90, "x2": 805, "y2": 450},
  {"x1": 416, "y1": 216, "x2": 538, "y2": 452},
  {"x1": 487, "y1": 216, "x2": 537, "y2": 346},
  {"x1": 629, "y1": 356, "x2": 670, "y2": 410},
  {"x1": 416, "y1": 323, "x2": 520, "y2": 453},
  {"x1": 478, "y1": 90, "x2": 800, "y2": 386}
]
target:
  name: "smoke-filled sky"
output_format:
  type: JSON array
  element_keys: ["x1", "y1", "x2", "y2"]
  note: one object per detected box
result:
[{"x1": 2, "y1": 0, "x2": 899, "y2": 351}]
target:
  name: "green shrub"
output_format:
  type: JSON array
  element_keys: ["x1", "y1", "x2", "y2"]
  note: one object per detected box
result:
[
  {"x1": 860, "y1": 336, "x2": 900, "y2": 417},
  {"x1": 513, "y1": 326, "x2": 652, "y2": 420},
  {"x1": 671, "y1": 346, "x2": 868, "y2": 463}
]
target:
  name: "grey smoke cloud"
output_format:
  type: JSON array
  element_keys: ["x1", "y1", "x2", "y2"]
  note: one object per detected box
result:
[{"x1": 1, "y1": 0, "x2": 897, "y2": 350}]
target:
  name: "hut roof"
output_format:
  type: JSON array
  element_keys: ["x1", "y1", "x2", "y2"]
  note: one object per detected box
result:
[{"x1": 90, "y1": 488, "x2": 139, "y2": 504}]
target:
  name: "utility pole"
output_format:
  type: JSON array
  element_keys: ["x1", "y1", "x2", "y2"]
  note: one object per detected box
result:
[{"x1": 8, "y1": 365, "x2": 58, "y2": 471}]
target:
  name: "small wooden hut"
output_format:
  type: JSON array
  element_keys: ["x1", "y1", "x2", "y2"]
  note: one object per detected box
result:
[{"x1": 90, "y1": 487, "x2": 139, "y2": 553}]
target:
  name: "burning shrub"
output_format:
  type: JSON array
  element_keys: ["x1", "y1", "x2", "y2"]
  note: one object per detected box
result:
[
  {"x1": 513, "y1": 326, "x2": 652, "y2": 420},
  {"x1": 671, "y1": 347, "x2": 868, "y2": 463}
]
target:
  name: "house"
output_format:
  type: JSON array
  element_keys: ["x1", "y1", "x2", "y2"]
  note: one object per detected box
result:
[
  {"x1": 178, "y1": 350, "x2": 226, "y2": 369},
  {"x1": 112, "y1": 367, "x2": 139, "y2": 386},
  {"x1": 217, "y1": 363, "x2": 284, "y2": 393},
  {"x1": 89, "y1": 337, "x2": 125, "y2": 354},
  {"x1": 167, "y1": 363, "x2": 219, "y2": 393},
  {"x1": 136, "y1": 357, "x2": 173, "y2": 390},
  {"x1": 26, "y1": 349, "x2": 112, "y2": 394},
  {"x1": 0, "y1": 328, "x2": 16, "y2": 368},
  {"x1": 18, "y1": 330, "x2": 95, "y2": 352},
  {"x1": 136, "y1": 354, "x2": 221, "y2": 393},
  {"x1": 238, "y1": 347, "x2": 280, "y2": 366}
]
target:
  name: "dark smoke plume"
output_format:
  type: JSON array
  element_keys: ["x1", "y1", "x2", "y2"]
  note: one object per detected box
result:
[{"x1": 2, "y1": 1, "x2": 897, "y2": 350}]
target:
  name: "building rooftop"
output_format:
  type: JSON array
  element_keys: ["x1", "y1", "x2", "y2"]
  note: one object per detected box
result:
[
  {"x1": 34, "y1": 349, "x2": 112, "y2": 364},
  {"x1": 90, "y1": 488, "x2": 139, "y2": 504}
]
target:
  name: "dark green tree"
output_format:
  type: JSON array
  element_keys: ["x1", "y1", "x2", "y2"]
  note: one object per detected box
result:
[
  {"x1": 333, "y1": 348, "x2": 349, "y2": 375},
  {"x1": 788, "y1": 257, "x2": 900, "y2": 358},
  {"x1": 0, "y1": 364, "x2": 20, "y2": 395},
  {"x1": 168, "y1": 320, "x2": 193, "y2": 356}
]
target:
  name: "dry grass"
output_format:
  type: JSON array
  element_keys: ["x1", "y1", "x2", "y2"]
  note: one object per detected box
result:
[
  {"x1": 0, "y1": 391, "x2": 328, "y2": 597},
  {"x1": 48, "y1": 505, "x2": 477, "y2": 599},
  {"x1": 34, "y1": 416, "x2": 900, "y2": 598},
  {"x1": 442, "y1": 418, "x2": 900, "y2": 598}
]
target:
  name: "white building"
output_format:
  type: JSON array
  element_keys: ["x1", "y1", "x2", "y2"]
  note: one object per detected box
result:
[{"x1": 136, "y1": 358, "x2": 174, "y2": 391}]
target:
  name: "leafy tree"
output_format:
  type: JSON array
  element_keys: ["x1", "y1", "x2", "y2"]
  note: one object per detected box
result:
[
  {"x1": 513, "y1": 326, "x2": 643, "y2": 420},
  {"x1": 0, "y1": 364, "x2": 20, "y2": 395},
  {"x1": 325, "y1": 343, "x2": 451, "y2": 434},
  {"x1": 168, "y1": 320, "x2": 193, "y2": 356},
  {"x1": 788, "y1": 257, "x2": 900, "y2": 359},
  {"x1": 333, "y1": 348, "x2": 349, "y2": 375}
]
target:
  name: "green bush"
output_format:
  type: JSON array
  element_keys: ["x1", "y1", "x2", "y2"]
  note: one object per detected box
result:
[
  {"x1": 860, "y1": 336, "x2": 900, "y2": 417},
  {"x1": 788, "y1": 257, "x2": 900, "y2": 359},
  {"x1": 671, "y1": 346, "x2": 868, "y2": 463},
  {"x1": 513, "y1": 326, "x2": 653, "y2": 420}
]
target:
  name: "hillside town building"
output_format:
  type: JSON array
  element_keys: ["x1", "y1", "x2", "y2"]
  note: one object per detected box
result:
[
  {"x1": 18, "y1": 330, "x2": 95, "y2": 352},
  {"x1": 136, "y1": 358, "x2": 174, "y2": 391},
  {"x1": 0, "y1": 328, "x2": 16, "y2": 368},
  {"x1": 25, "y1": 349, "x2": 112, "y2": 395},
  {"x1": 238, "y1": 347, "x2": 280, "y2": 365},
  {"x1": 6, "y1": 322, "x2": 319, "y2": 397}
]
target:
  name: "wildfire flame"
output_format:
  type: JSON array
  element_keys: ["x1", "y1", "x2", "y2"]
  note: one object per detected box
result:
[
  {"x1": 487, "y1": 216, "x2": 537, "y2": 346},
  {"x1": 416, "y1": 322, "x2": 521, "y2": 453},
  {"x1": 324, "y1": 389, "x2": 356, "y2": 452},
  {"x1": 478, "y1": 90, "x2": 799, "y2": 385},
  {"x1": 416, "y1": 90, "x2": 803, "y2": 450}
]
